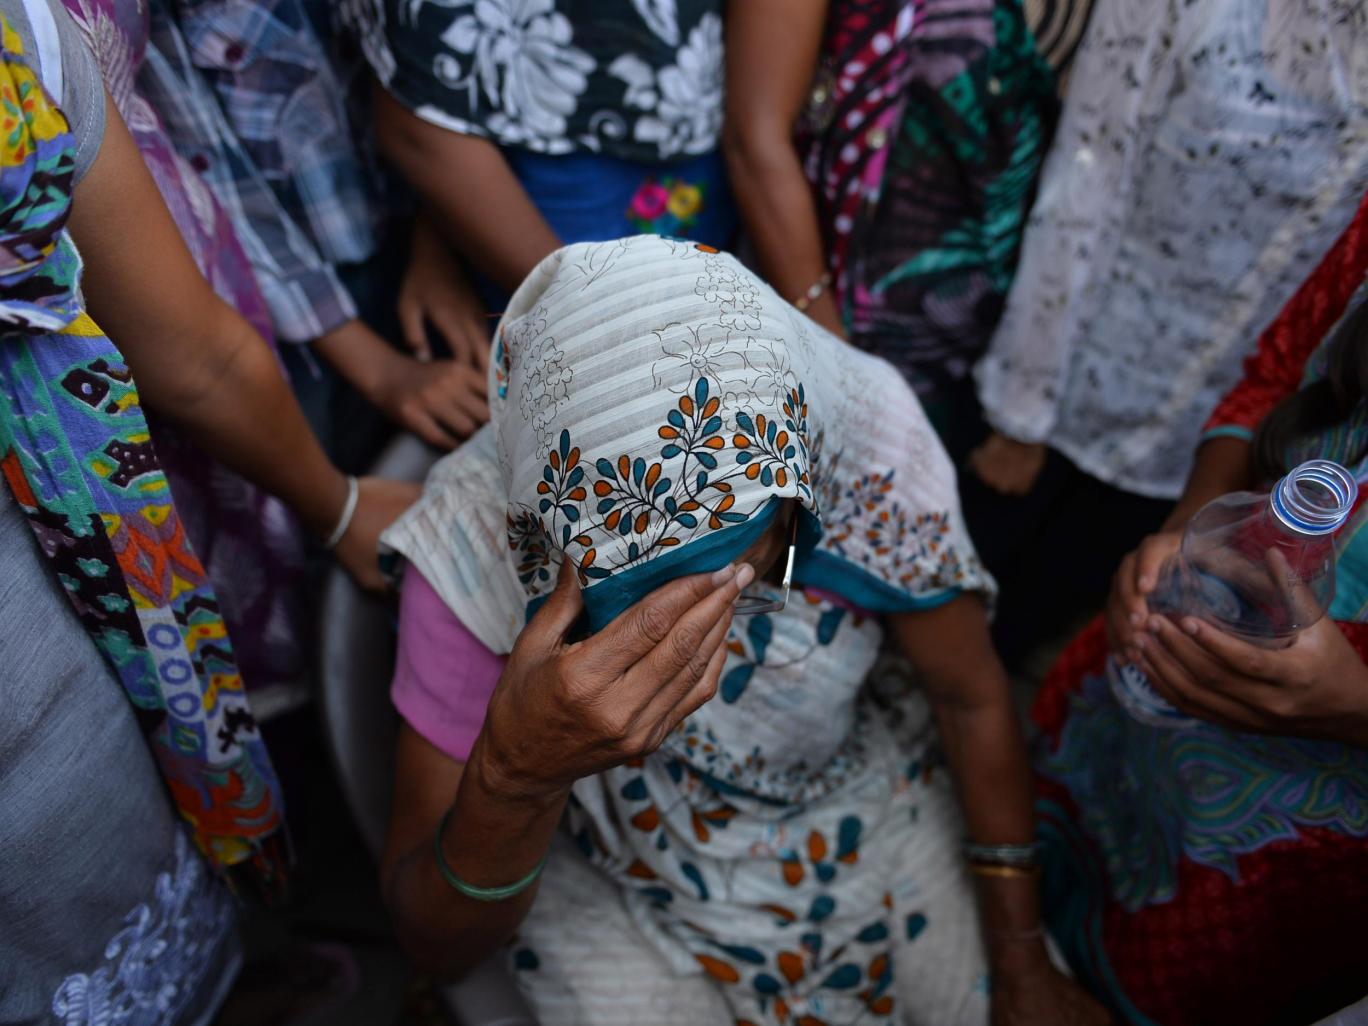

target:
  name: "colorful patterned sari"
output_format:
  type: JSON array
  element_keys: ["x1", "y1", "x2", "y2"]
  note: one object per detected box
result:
[
  {"x1": 1032, "y1": 198, "x2": 1368, "y2": 1025},
  {"x1": 64, "y1": 0, "x2": 306, "y2": 692},
  {"x1": 799, "y1": 0, "x2": 1056, "y2": 402},
  {"x1": 0, "y1": 12, "x2": 286, "y2": 887}
]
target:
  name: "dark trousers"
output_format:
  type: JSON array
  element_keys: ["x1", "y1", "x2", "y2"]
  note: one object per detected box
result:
[
  {"x1": 959, "y1": 450, "x2": 1171, "y2": 669},
  {"x1": 945, "y1": 383, "x2": 1173, "y2": 670}
]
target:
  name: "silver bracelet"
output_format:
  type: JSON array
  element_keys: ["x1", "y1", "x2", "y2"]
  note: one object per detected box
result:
[
  {"x1": 963, "y1": 841, "x2": 1041, "y2": 867},
  {"x1": 324, "y1": 475, "x2": 360, "y2": 549}
]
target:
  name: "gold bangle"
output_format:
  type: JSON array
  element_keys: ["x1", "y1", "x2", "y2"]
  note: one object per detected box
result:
[{"x1": 968, "y1": 862, "x2": 1041, "y2": 880}]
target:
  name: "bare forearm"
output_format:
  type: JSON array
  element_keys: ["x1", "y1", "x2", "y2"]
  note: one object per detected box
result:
[
  {"x1": 725, "y1": 136, "x2": 841, "y2": 332},
  {"x1": 386, "y1": 739, "x2": 568, "y2": 977},
  {"x1": 1164, "y1": 435, "x2": 1253, "y2": 531},
  {"x1": 168, "y1": 317, "x2": 349, "y2": 537},
  {"x1": 894, "y1": 597, "x2": 1047, "y2": 968},
  {"x1": 931, "y1": 693, "x2": 1046, "y2": 968},
  {"x1": 376, "y1": 89, "x2": 559, "y2": 292},
  {"x1": 68, "y1": 93, "x2": 349, "y2": 538},
  {"x1": 312, "y1": 318, "x2": 399, "y2": 403}
]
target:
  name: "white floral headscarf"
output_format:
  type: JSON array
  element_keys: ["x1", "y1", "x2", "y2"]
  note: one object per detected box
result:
[{"x1": 385, "y1": 235, "x2": 991, "y2": 647}]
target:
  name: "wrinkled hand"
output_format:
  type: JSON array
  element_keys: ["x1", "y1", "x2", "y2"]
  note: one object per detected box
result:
[
  {"x1": 1105, "y1": 530, "x2": 1182, "y2": 652},
  {"x1": 398, "y1": 218, "x2": 490, "y2": 368},
  {"x1": 335, "y1": 476, "x2": 420, "y2": 592},
  {"x1": 477, "y1": 559, "x2": 753, "y2": 800},
  {"x1": 372, "y1": 350, "x2": 490, "y2": 449},
  {"x1": 969, "y1": 432, "x2": 1048, "y2": 496},
  {"x1": 992, "y1": 954, "x2": 1114, "y2": 1026},
  {"x1": 1132, "y1": 611, "x2": 1368, "y2": 745}
]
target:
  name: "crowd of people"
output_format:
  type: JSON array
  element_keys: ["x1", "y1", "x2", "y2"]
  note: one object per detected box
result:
[{"x1": 0, "y1": 0, "x2": 1365, "y2": 1024}]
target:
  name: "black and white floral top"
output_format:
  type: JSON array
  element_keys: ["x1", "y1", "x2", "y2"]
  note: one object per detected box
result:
[{"x1": 360, "y1": 0, "x2": 723, "y2": 161}]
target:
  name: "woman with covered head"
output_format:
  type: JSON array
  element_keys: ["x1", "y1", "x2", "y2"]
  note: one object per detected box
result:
[{"x1": 380, "y1": 236, "x2": 1109, "y2": 1025}]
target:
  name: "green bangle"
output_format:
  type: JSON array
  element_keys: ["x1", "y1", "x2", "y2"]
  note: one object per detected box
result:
[{"x1": 433, "y1": 807, "x2": 547, "y2": 902}]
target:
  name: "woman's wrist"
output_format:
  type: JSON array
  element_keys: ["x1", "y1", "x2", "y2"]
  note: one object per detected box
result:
[
  {"x1": 298, "y1": 464, "x2": 352, "y2": 540},
  {"x1": 465, "y1": 729, "x2": 570, "y2": 813},
  {"x1": 313, "y1": 318, "x2": 403, "y2": 404},
  {"x1": 985, "y1": 929, "x2": 1052, "y2": 977}
]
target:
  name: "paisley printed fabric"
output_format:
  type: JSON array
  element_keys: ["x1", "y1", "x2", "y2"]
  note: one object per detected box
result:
[
  {"x1": 1034, "y1": 620, "x2": 1368, "y2": 1026},
  {"x1": 383, "y1": 236, "x2": 995, "y2": 1023},
  {"x1": 1041, "y1": 670, "x2": 1368, "y2": 913},
  {"x1": 358, "y1": 0, "x2": 723, "y2": 160},
  {"x1": 0, "y1": 11, "x2": 286, "y2": 885}
]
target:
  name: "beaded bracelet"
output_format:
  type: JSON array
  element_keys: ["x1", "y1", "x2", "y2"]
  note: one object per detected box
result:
[
  {"x1": 793, "y1": 272, "x2": 833, "y2": 312},
  {"x1": 433, "y1": 807, "x2": 547, "y2": 902}
]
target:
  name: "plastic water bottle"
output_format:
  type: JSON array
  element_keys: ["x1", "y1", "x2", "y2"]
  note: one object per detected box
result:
[{"x1": 1108, "y1": 459, "x2": 1359, "y2": 727}]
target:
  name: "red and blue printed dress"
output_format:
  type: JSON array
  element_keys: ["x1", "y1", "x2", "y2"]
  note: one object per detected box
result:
[{"x1": 1034, "y1": 192, "x2": 1368, "y2": 1026}]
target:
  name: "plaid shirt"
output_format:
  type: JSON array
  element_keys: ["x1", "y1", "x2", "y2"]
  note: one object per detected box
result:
[{"x1": 141, "y1": 0, "x2": 380, "y2": 342}]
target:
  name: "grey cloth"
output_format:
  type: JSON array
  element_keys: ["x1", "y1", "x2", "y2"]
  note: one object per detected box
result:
[
  {"x1": 0, "y1": 0, "x2": 105, "y2": 182},
  {"x1": 0, "y1": 489, "x2": 240, "y2": 1026}
]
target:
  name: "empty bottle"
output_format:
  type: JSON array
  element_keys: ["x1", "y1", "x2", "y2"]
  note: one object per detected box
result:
[{"x1": 1108, "y1": 459, "x2": 1359, "y2": 727}]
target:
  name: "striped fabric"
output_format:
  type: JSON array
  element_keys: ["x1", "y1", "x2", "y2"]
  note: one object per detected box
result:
[{"x1": 1022, "y1": 0, "x2": 1096, "y2": 87}]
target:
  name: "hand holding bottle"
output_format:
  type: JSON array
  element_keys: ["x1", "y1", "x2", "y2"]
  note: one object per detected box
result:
[
  {"x1": 1109, "y1": 459, "x2": 1358, "y2": 726},
  {"x1": 1133, "y1": 606, "x2": 1368, "y2": 746},
  {"x1": 1105, "y1": 530, "x2": 1183, "y2": 654}
]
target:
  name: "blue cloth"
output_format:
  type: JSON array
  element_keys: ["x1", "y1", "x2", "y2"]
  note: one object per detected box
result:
[{"x1": 507, "y1": 148, "x2": 735, "y2": 247}]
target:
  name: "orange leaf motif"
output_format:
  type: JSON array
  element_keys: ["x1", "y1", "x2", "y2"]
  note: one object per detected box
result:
[
  {"x1": 807, "y1": 831, "x2": 827, "y2": 862},
  {"x1": 692, "y1": 811, "x2": 710, "y2": 843},
  {"x1": 778, "y1": 951, "x2": 805, "y2": 984},
  {"x1": 695, "y1": 955, "x2": 739, "y2": 983}
]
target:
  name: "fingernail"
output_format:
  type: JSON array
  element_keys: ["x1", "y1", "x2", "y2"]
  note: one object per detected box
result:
[
  {"x1": 1183, "y1": 618, "x2": 1199, "y2": 635},
  {"x1": 1128, "y1": 612, "x2": 1142, "y2": 627},
  {"x1": 1134, "y1": 636, "x2": 1147, "y2": 651},
  {"x1": 734, "y1": 564, "x2": 756, "y2": 590},
  {"x1": 1148, "y1": 616, "x2": 1165, "y2": 632},
  {"x1": 710, "y1": 564, "x2": 737, "y2": 587}
]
